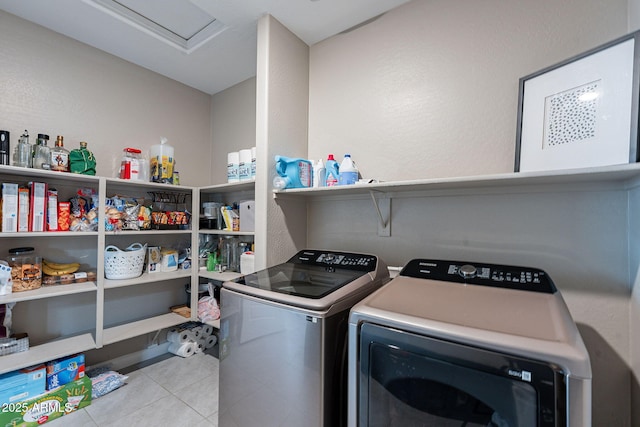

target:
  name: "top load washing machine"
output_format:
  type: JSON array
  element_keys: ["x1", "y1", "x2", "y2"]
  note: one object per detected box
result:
[
  {"x1": 348, "y1": 258, "x2": 592, "y2": 427},
  {"x1": 218, "y1": 249, "x2": 389, "y2": 427}
]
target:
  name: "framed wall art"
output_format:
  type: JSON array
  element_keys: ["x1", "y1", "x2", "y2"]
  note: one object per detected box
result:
[{"x1": 515, "y1": 31, "x2": 640, "y2": 172}]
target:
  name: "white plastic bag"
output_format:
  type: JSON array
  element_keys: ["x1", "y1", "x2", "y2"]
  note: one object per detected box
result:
[{"x1": 197, "y1": 282, "x2": 220, "y2": 323}]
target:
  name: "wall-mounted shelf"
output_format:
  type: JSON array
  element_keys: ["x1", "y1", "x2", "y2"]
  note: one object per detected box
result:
[
  {"x1": 102, "y1": 313, "x2": 188, "y2": 345},
  {"x1": 273, "y1": 163, "x2": 640, "y2": 199},
  {"x1": 0, "y1": 282, "x2": 97, "y2": 304}
]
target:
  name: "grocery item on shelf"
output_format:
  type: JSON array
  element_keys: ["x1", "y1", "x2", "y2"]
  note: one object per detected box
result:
[
  {"x1": 150, "y1": 137, "x2": 175, "y2": 183},
  {"x1": 104, "y1": 243, "x2": 146, "y2": 280},
  {"x1": 69, "y1": 141, "x2": 96, "y2": 176},
  {"x1": 227, "y1": 151, "x2": 239, "y2": 183},
  {"x1": 42, "y1": 259, "x2": 80, "y2": 275},
  {"x1": 7, "y1": 247, "x2": 41, "y2": 292},
  {"x1": 13, "y1": 130, "x2": 32, "y2": 168},
  {"x1": 0, "y1": 261, "x2": 12, "y2": 295},
  {"x1": 0, "y1": 130, "x2": 9, "y2": 165},
  {"x1": 46, "y1": 353, "x2": 85, "y2": 390},
  {"x1": 42, "y1": 271, "x2": 96, "y2": 286},
  {"x1": 50, "y1": 135, "x2": 70, "y2": 172},
  {"x1": 33, "y1": 134, "x2": 51, "y2": 170}
]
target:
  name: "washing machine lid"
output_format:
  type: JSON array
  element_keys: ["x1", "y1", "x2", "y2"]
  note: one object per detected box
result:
[{"x1": 224, "y1": 249, "x2": 385, "y2": 311}]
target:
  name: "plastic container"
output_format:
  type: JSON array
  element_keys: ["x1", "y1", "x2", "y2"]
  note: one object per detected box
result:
[
  {"x1": 227, "y1": 152, "x2": 240, "y2": 183},
  {"x1": 273, "y1": 155, "x2": 313, "y2": 189},
  {"x1": 338, "y1": 154, "x2": 359, "y2": 185},
  {"x1": 150, "y1": 137, "x2": 175, "y2": 183},
  {"x1": 325, "y1": 154, "x2": 339, "y2": 187},
  {"x1": 251, "y1": 146, "x2": 257, "y2": 180},
  {"x1": 313, "y1": 159, "x2": 326, "y2": 188},
  {"x1": 7, "y1": 247, "x2": 42, "y2": 292},
  {"x1": 33, "y1": 134, "x2": 51, "y2": 170},
  {"x1": 119, "y1": 148, "x2": 142, "y2": 180},
  {"x1": 239, "y1": 149, "x2": 252, "y2": 181}
]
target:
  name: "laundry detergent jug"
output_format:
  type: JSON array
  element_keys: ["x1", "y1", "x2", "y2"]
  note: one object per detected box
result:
[{"x1": 273, "y1": 155, "x2": 312, "y2": 189}]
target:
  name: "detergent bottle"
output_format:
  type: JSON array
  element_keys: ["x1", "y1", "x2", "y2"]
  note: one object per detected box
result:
[
  {"x1": 273, "y1": 155, "x2": 313, "y2": 189},
  {"x1": 338, "y1": 154, "x2": 359, "y2": 185},
  {"x1": 325, "y1": 154, "x2": 339, "y2": 187},
  {"x1": 313, "y1": 158, "x2": 326, "y2": 187}
]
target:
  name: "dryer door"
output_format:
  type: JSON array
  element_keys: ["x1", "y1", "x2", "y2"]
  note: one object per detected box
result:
[{"x1": 357, "y1": 323, "x2": 566, "y2": 427}]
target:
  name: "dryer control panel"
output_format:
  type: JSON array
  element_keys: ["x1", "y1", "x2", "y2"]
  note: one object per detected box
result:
[
  {"x1": 400, "y1": 259, "x2": 556, "y2": 293},
  {"x1": 289, "y1": 250, "x2": 378, "y2": 272}
]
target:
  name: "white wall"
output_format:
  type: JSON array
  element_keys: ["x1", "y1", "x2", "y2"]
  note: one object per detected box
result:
[
  {"x1": 0, "y1": 11, "x2": 212, "y2": 186},
  {"x1": 210, "y1": 78, "x2": 256, "y2": 184},
  {"x1": 0, "y1": 10, "x2": 214, "y2": 364},
  {"x1": 307, "y1": 0, "x2": 632, "y2": 425},
  {"x1": 309, "y1": 0, "x2": 627, "y2": 181}
]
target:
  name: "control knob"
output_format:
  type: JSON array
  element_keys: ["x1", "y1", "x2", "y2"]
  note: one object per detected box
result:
[{"x1": 458, "y1": 264, "x2": 477, "y2": 279}]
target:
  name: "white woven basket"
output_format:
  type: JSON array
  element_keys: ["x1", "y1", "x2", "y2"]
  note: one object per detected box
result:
[{"x1": 104, "y1": 243, "x2": 147, "y2": 280}]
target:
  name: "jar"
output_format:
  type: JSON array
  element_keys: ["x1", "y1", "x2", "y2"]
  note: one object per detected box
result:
[
  {"x1": 7, "y1": 247, "x2": 42, "y2": 292},
  {"x1": 119, "y1": 148, "x2": 142, "y2": 180},
  {"x1": 13, "y1": 130, "x2": 32, "y2": 168}
]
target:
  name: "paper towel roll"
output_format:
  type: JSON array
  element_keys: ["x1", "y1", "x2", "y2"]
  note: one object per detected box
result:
[
  {"x1": 168, "y1": 341, "x2": 196, "y2": 358},
  {"x1": 201, "y1": 324, "x2": 214, "y2": 337},
  {"x1": 167, "y1": 329, "x2": 195, "y2": 344},
  {"x1": 195, "y1": 337, "x2": 206, "y2": 353},
  {"x1": 204, "y1": 335, "x2": 218, "y2": 349},
  {"x1": 190, "y1": 326, "x2": 202, "y2": 339}
]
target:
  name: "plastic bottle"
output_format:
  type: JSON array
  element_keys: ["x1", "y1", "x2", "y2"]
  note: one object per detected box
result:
[
  {"x1": 227, "y1": 152, "x2": 240, "y2": 183},
  {"x1": 325, "y1": 154, "x2": 339, "y2": 187},
  {"x1": 313, "y1": 159, "x2": 326, "y2": 188},
  {"x1": 338, "y1": 154, "x2": 359, "y2": 185},
  {"x1": 150, "y1": 137, "x2": 175, "y2": 183},
  {"x1": 33, "y1": 134, "x2": 51, "y2": 170},
  {"x1": 273, "y1": 155, "x2": 312, "y2": 189}
]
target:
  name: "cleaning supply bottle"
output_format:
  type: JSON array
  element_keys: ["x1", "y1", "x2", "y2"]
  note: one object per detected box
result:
[
  {"x1": 325, "y1": 154, "x2": 339, "y2": 187},
  {"x1": 313, "y1": 158, "x2": 326, "y2": 187},
  {"x1": 338, "y1": 154, "x2": 359, "y2": 185},
  {"x1": 273, "y1": 155, "x2": 313, "y2": 189}
]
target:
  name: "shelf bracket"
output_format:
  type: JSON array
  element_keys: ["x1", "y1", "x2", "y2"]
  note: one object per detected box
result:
[{"x1": 370, "y1": 191, "x2": 391, "y2": 237}]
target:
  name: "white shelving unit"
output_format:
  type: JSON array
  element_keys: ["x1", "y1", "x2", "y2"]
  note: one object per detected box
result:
[
  {"x1": 0, "y1": 166, "x2": 197, "y2": 374},
  {"x1": 196, "y1": 181, "x2": 255, "y2": 290}
]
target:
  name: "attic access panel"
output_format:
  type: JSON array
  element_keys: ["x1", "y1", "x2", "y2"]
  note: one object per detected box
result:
[{"x1": 87, "y1": 0, "x2": 227, "y2": 53}]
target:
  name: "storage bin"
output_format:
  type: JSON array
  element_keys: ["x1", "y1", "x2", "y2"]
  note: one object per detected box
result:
[
  {"x1": 7, "y1": 247, "x2": 42, "y2": 292},
  {"x1": 104, "y1": 243, "x2": 147, "y2": 280}
]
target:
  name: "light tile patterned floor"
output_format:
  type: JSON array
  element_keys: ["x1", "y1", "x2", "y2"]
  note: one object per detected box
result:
[{"x1": 47, "y1": 352, "x2": 219, "y2": 427}]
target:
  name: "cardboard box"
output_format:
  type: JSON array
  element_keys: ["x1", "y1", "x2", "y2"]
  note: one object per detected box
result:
[
  {"x1": 0, "y1": 376, "x2": 91, "y2": 427},
  {"x1": 147, "y1": 246, "x2": 161, "y2": 273},
  {"x1": 0, "y1": 364, "x2": 46, "y2": 404},
  {"x1": 239, "y1": 200, "x2": 255, "y2": 232},
  {"x1": 46, "y1": 190, "x2": 58, "y2": 231},
  {"x1": 45, "y1": 354, "x2": 85, "y2": 390},
  {"x1": 17, "y1": 187, "x2": 29, "y2": 233},
  {"x1": 28, "y1": 182, "x2": 47, "y2": 232},
  {"x1": 2, "y1": 183, "x2": 18, "y2": 232}
]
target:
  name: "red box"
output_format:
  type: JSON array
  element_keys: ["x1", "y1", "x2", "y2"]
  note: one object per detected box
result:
[{"x1": 57, "y1": 202, "x2": 70, "y2": 231}]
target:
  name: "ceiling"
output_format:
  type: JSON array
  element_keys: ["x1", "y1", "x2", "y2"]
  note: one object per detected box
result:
[{"x1": 0, "y1": 0, "x2": 410, "y2": 95}]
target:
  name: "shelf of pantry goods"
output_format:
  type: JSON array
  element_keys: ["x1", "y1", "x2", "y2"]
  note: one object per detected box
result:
[
  {"x1": 0, "y1": 334, "x2": 95, "y2": 375},
  {"x1": 272, "y1": 163, "x2": 640, "y2": 198},
  {"x1": 200, "y1": 181, "x2": 254, "y2": 194}
]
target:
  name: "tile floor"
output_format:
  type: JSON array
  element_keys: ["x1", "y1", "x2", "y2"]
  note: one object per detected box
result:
[{"x1": 47, "y1": 350, "x2": 219, "y2": 427}]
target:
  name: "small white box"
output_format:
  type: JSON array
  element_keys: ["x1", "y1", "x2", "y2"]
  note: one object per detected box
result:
[
  {"x1": 147, "y1": 247, "x2": 161, "y2": 273},
  {"x1": 1, "y1": 183, "x2": 18, "y2": 232},
  {"x1": 239, "y1": 200, "x2": 255, "y2": 232}
]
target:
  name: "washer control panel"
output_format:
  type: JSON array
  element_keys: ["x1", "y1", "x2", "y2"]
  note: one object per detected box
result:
[
  {"x1": 400, "y1": 259, "x2": 556, "y2": 293},
  {"x1": 289, "y1": 250, "x2": 377, "y2": 272}
]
